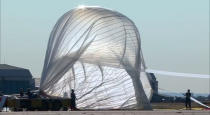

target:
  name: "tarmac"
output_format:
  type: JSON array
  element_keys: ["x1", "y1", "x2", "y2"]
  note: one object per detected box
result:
[{"x1": 1, "y1": 110, "x2": 210, "y2": 115}]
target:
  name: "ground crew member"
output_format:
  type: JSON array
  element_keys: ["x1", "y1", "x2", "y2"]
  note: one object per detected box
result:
[
  {"x1": 70, "y1": 89, "x2": 78, "y2": 110},
  {"x1": 185, "y1": 89, "x2": 191, "y2": 110},
  {"x1": 20, "y1": 88, "x2": 24, "y2": 97}
]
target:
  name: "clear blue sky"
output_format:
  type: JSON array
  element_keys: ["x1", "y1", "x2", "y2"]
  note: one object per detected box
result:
[{"x1": 1, "y1": 0, "x2": 209, "y2": 93}]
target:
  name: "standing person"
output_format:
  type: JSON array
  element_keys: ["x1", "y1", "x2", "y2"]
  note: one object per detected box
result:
[
  {"x1": 26, "y1": 88, "x2": 32, "y2": 99},
  {"x1": 185, "y1": 89, "x2": 191, "y2": 110},
  {"x1": 19, "y1": 88, "x2": 24, "y2": 97},
  {"x1": 70, "y1": 89, "x2": 78, "y2": 110}
]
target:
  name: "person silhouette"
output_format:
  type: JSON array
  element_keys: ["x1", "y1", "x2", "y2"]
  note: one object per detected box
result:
[
  {"x1": 19, "y1": 88, "x2": 24, "y2": 97},
  {"x1": 185, "y1": 89, "x2": 191, "y2": 110},
  {"x1": 70, "y1": 89, "x2": 77, "y2": 110},
  {"x1": 26, "y1": 88, "x2": 32, "y2": 99}
]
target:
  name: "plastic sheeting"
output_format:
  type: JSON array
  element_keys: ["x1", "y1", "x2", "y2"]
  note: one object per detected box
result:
[{"x1": 40, "y1": 6, "x2": 152, "y2": 109}]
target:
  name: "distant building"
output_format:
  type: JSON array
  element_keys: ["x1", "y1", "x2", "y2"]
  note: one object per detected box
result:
[
  {"x1": 34, "y1": 78, "x2": 40, "y2": 89},
  {"x1": 147, "y1": 73, "x2": 166, "y2": 102},
  {"x1": 148, "y1": 73, "x2": 183, "y2": 102},
  {"x1": 148, "y1": 73, "x2": 158, "y2": 94},
  {"x1": 0, "y1": 64, "x2": 35, "y2": 94}
]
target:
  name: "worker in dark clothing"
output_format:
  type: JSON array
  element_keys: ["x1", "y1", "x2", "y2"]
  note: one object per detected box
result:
[
  {"x1": 0, "y1": 91, "x2": 2, "y2": 96},
  {"x1": 70, "y1": 89, "x2": 78, "y2": 110},
  {"x1": 26, "y1": 88, "x2": 32, "y2": 99},
  {"x1": 19, "y1": 88, "x2": 24, "y2": 97},
  {"x1": 185, "y1": 89, "x2": 191, "y2": 110}
]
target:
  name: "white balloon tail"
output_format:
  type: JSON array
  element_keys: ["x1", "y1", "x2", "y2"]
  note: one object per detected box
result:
[
  {"x1": 190, "y1": 97, "x2": 210, "y2": 108},
  {"x1": 146, "y1": 69, "x2": 210, "y2": 79}
]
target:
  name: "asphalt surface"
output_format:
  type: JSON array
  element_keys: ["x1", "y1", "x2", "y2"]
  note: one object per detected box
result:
[{"x1": 1, "y1": 110, "x2": 210, "y2": 115}]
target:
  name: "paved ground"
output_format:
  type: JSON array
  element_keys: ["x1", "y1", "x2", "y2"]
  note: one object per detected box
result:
[{"x1": 1, "y1": 110, "x2": 210, "y2": 115}]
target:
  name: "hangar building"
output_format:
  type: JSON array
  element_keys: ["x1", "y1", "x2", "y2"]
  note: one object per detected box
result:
[{"x1": 0, "y1": 64, "x2": 35, "y2": 94}]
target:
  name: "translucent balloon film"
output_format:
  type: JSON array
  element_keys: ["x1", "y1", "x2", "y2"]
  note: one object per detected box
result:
[{"x1": 40, "y1": 6, "x2": 152, "y2": 109}]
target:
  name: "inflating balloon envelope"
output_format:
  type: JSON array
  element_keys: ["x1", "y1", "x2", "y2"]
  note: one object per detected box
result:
[{"x1": 40, "y1": 6, "x2": 153, "y2": 110}]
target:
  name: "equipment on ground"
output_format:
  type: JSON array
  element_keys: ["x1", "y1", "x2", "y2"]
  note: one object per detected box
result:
[{"x1": 5, "y1": 97, "x2": 70, "y2": 111}]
